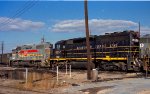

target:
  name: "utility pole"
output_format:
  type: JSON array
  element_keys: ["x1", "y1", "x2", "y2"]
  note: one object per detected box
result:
[
  {"x1": 139, "y1": 22, "x2": 141, "y2": 58},
  {"x1": 139, "y1": 22, "x2": 140, "y2": 36},
  {"x1": 84, "y1": 0, "x2": 92, "y2": 80},
  {"x1": 1, "y1": 41, "x2": 4, "y2": 63}
]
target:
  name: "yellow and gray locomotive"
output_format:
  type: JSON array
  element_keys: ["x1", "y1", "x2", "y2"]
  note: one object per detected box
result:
[{"x1": 10, "y1": 41, "x2": 53, "y2": 67}]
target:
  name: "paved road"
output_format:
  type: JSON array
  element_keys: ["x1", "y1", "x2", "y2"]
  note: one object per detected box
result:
[{"x1": 60, "y1": 78, "x2": 150, "y2": 94}]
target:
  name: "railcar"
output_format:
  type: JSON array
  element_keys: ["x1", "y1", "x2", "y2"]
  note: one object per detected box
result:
[
  {"x1": 53, "y1": 30, "x2": 140, "y2": 71},
  {"x1": 140, "y1": 34, "x2": 150, "y2": 71},
  {"x1": 0, "y1": 53, "x2": 11, "y2": 66}
]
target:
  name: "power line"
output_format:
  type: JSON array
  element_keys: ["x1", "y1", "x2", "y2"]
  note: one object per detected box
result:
[
  {"x1": 0, "y1": 1, "x2": 31, "y2": 25},
  {"x1": 0, "y1": 0, "x2": 39, "y2": 30},
  {"x1": 2, "y1": 0, "x2": 38, "y2": 26}
]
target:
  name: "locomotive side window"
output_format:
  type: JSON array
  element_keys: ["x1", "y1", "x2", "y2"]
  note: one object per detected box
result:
[
  {"x1": 56, "y1": 44, "x2": 60, "y2": 49},
  {"x1": 36, "y1": 45, "x2": 44, "y2": 49},
  {"x1": 63, "y1": 45, "x2": 65, "y2": 49}
]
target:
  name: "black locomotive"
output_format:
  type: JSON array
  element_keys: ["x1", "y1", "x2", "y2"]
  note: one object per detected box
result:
[{"x1": 54, "y1": 30, "x2": 140, "y2": 71}]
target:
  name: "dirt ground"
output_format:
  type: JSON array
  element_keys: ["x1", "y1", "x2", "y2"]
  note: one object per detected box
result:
[
  {"x1": 58, "y1": 70, "x2": 143, "y2": 84},
  {"x1": 138, "y1": 90, "x2": 150, "y2": 94},
  {"x1": 0, "y1": 67, "x2": 149, "y2": 94}
]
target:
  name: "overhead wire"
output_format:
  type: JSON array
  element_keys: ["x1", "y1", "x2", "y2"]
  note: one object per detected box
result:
[
  {"x1": 0, "y1": 1, "x2": 31, "y2": 25},
  {"x1": 0, "y1": 0, "x2": 39, "y2": 52},
  {"x1": 0, "y1": 0, "x2": 39, "y2": 30}
]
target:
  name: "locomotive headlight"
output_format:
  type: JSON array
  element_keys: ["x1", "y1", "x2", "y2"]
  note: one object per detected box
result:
[
  {"x1": 140, "y1": 43, "x2": 144, "y2": 48},
  {"x1": 12, "y1": 57, "x2": 15, "y2": 60},
  {"x1": 132, "y1": 39, "x2": 139, "y2": 42}
]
